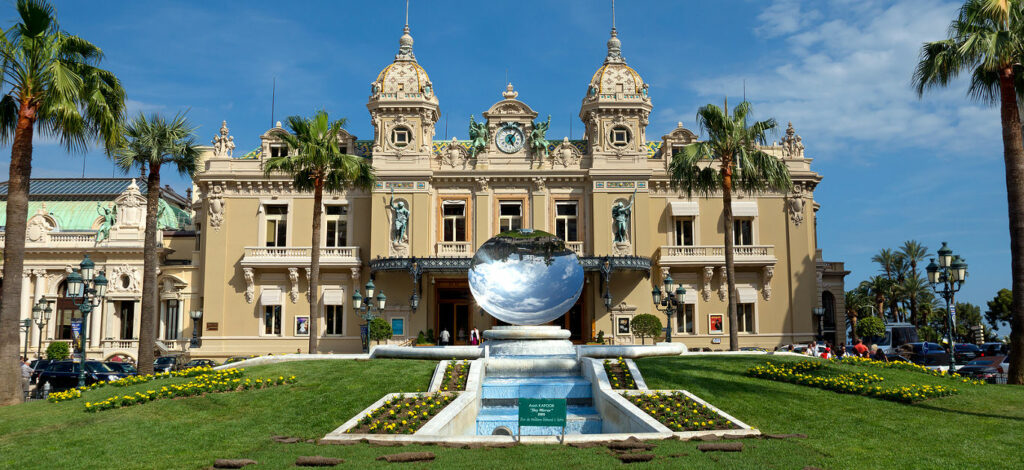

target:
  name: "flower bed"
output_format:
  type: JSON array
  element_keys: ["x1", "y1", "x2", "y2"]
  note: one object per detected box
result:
[
  {"x1": 440, "y1": 361, "x2": 469, "y2": 392},
  {"x1": 837, "y1": 356, "x2": 985, "y2": 384},
  {"x1": 747, "y1": 361, "x2": 960, "y2": 403},
  {"x1": 47, "y1": 366, "x2": 223, "y2": 403},
  {"x1": 85, "y1": 369, "x2": 294, "y2": 412},
  {"x1": 345, "y1": 392, "x2": 456, "y2": 434},
  {"x1": 622, "y1": 391, "x2": 739, "y2": 432},
  {"x1": 604, "y1": 357, "x2": 637, "y2": 389}
]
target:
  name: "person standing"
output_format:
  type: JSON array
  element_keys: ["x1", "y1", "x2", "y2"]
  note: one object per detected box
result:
[
  {"x1": 853, "y1": 339, "x2": 869, "y2": 358},
  {"x1": 20, "y1": 358, "x2": 32, "y2": 400},
  {"x1": 439, "y1": 329, "x2": 451, "y2": 346}
]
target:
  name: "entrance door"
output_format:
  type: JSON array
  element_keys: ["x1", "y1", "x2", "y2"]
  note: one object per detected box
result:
[
  {"x1": 436, "y1": 284, "x2": 472, "y2": 344},
  {"x1": 550, "y1": 295, "x2": 585, "y2": 342},
  {"x1": 119, "y1": 302, "x2": 135, "y2": 340}
]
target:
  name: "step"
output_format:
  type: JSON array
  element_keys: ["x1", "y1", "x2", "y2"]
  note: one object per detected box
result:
[
  {"x1": 475, "y1": 405, "x2": 603, "y2": 436},
  {"x1": 481, "y1": 376, "x2": 593, "y2": 400},
  {"x1": 485, "y1": 357, "x2": 580, "y2": 376}
]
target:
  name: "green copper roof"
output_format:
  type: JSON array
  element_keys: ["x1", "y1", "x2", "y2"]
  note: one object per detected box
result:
[{"x1": 0, "y1": 199, "x2": 191, "y2": 231}]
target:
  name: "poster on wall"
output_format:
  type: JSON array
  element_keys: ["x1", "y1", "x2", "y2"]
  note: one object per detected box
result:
[
  {"x1": 617, "y1": 317, "x2": 631, "y2": 334},
  {"x1": 391, "y1": 318, "x2": 405, "y2": 336},
  {"x1": 295, "y1": 316, "x2": 309, "y2": 336},
  {"x1": 709, "y1": 314, "x2": 724, "y2": 335}
]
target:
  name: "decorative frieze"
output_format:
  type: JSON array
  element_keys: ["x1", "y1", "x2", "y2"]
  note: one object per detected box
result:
[{"x1": 594, "y1": 180, "x2": 647, "y2": 192}]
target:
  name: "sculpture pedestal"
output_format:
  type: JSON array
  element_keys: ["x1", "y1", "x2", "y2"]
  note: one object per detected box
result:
[{"x1": 483, "y1": 325, "x2": 575, "y2": 357}]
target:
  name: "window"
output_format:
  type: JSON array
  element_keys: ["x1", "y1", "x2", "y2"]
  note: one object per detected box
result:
[
  {"x1": 442, "y1": 201, "x2": 466, "y2": 242},
  {"x1": 733, "y1": 219, "x2": 753, "y2": 246},
  {"x1": 265, "y1": 205, "x2": 288, "y2": 247},
  {"x1": 164, "y1": 300, "x2": 179, "y2": 340},
  {"x1": 498, "y1": 201, "x2": 523, "y2": 232},
  {"x1": 677, "y1": 304, "x2": 695, "y2": 334},
  {"x1": 610, "y1": 126, "x2": 631, "y2": 148},
  {"x1": 325, "y1": 205, "x2": 348, "y2": 247},
  {"x1": 737, "y1": 303, "x2": 755, "y2": 333},
  {"x1": 555, "y1": 201, "x2": 579, "y2": 241},
  {"x1": 674, "y1": 218, "x2": 694, "y2": 246},
  {"x1": 119, "y1": 302, "x2": 134, "y2": 340},
  {"x1": 270, "y1": 145, "x2": 288, "y2": 158},
  {"x1": 325, "y1": 305, "x2": 343, "y2": 335},
  {"x1": 391, "y1": 126, "x2": 411, "y2": 148},
  {"x1": 263, "y1": 305, "x2": 282, "y2": 335}
]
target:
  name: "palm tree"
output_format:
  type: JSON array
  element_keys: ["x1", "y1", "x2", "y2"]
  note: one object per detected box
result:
[
  {"x1": 114, "y1": 112, "x2": 198, "y2": 375},
  {"x1": 844, "y1": 289, "x2": 871, "y2": 343},
  {"x1": 900, "y1": 240, "x2": 929, "y2": 279},
  {"x1": 899, "y1": 275, "x2": 932, "y2": 327},
  {"x1": 861, "y1": 276, "x2": 890, "y2": 322},
  {"x1": 0, "y1": 0, "x2": 124, "y2": 406},
  {"x1": 263, "y1": 110, "x2": 375, "y2": 354},
  {"x1": 913, "y1": 0, "x2": 1024, "y2": 385},
  {"x1": 669, "y1": 101, "x2": 792, "y2": 350},
  {"x1": 872, "y1": 248, "x2": 898, "y2": 281}
]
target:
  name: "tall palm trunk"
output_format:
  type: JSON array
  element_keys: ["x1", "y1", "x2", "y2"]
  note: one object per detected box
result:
[
  {"x1": 308, "y1": 183, "x2": 323, "y2": 354},
  {"x1": 998, "y1": 68, "x2": 1024, "y2": 385},
  {"x1": 137, "y1": 165, "x2": 161, "y2": 375},
  {"x1": 848, "y1": 310, "x2": 859, "y2": 343},
  {"x1": 0, "y1": 101, "x2": 36, "y2": 405},
  {"x1": 722, "y1": 158, "x2": 739, "y2": 350}
]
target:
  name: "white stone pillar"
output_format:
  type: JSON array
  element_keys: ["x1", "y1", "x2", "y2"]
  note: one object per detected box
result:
[
  {"x1": 132, "y1": 300, "x2": 141, "y2": 339},
  {"x1": 89, "y1": 299, "x2": 101, "y2": 348}
]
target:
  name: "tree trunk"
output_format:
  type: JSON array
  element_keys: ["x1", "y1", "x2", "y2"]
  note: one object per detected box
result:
[
  {"x1": 0, "y1": 100, "x2": 36, "y2": 406},
  {"x1": 722, "y1": 158, "x2": 739, "y2": 351},
  {"x1": 308, "y1": 183, "x2": 323, "y2": 354},
  {"x1": 137, "y1": 165, "x2": 161, "y2": 375},
  {"x1": 849, "y1": 311, "x2": 859, "y2": 343},
  {"x1": 998, "y1": 68, "x2": 1024, "y2": 385}
]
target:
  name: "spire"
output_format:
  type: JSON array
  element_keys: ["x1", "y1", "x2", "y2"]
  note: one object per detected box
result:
[
  {"x1": 396, "y1": 0, "x2": 415, "y2": 60},
  {"x1": 605, "y1": 1, "x2": 624, "y2": 65}
]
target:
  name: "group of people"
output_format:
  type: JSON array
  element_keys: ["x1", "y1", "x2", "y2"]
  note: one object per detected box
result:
[
  {"x1": 437, "y1": 327, "x2": 481, "y2": 346},
  {"x1": 778, "y1": 338, "x2": 888, "y2": 362}
]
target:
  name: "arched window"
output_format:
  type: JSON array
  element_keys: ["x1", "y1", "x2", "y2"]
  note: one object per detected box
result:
[
  {"x1": 55, "y1": 280, "x2": 80, "y2": 340},
  {"x1": 822, "y1": 291, "x2": 836, "y2": 330}
]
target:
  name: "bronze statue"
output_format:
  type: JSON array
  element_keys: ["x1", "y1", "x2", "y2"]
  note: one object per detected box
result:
[
  {"x1": 388, "y1": 188, "x2": 410, "y2": 244},
  {"x1": 96, "y1": 203, "x2": 117, "y2": 242},
  {"x1": 468, "y1": 115, "x2": 489, "y2": 158},
  {"x1": 529, "y1": 115, "x2": 551, "y2": 159},
  {"x1": 611, "y1": 189, "x2": 635, "y2": 243}
]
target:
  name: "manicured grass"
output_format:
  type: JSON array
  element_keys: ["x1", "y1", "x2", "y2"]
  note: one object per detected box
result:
[{"x1": 1, "y1": 355, "x2": 1022, "y2": 469}]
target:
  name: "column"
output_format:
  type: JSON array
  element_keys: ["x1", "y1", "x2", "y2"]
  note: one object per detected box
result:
[
  {"x1": 103, "y1": 300, "x2": 115, "y2": 341},
  {"x1": 132, "y1": 300, "x2": 141, "y2": 339},
  {"x1": 89, "y1": 300, "x2": 102, "y2": 348}
]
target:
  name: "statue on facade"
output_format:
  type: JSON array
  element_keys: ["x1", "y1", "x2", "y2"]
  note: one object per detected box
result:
[
  {"x1": 96, "y1": 202, "x2": 117, "y2": 242},
  {"x1": 468, "y1": 115, "x2": 489, "y2": 158},
  {"x1": 212, "y1": 120, "x2": 235, "y2": 157},
  {"x1": 388, "y1": 188, "x2": 410, "y2": 244},
  {"x1": 529, "y1": 115, "x2": 551, "y2": 160},
  {"x1": 611, "y1": 189, "x2": 635, "y2": 243}
]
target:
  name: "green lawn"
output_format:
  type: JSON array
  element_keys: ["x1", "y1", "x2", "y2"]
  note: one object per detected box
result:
[{"x1": 1, "y1": 356, "x2": 1021, "y2": 469}]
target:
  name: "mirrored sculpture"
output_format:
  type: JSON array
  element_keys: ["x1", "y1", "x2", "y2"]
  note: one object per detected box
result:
[{"x1": 469, "y1": 230, "x2": 584, "y2": 325}]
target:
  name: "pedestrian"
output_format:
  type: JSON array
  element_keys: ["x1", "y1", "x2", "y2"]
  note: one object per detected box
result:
[
  {"x1": 853, "y1": 339, "x2": 869, "y2": 358},
  {"x1": 20, "y1": 357, "x2": 32, "y2": 400},
  {"x1": 439, "y1": 328, "x2": 451, "y2": 346},
  {"x1": 805, "y1": 341, "x2": 817, "y2": 356},
  {"x1": 836, "y1": 343, "x2": 847, "y2": 359},
  {"x1": 871, "y1": 344, "x2": 888, "y2": 362},
  {"x1": 469, "y1": 327, "x2": 480, "y2": 345}
]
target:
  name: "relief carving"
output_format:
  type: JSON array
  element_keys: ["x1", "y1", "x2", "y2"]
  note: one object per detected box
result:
[{"x1": 243, "y1": 268, "x2": 255, "y2": 304}]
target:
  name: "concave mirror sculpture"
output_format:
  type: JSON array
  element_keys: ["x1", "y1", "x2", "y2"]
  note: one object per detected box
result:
[{"x1": 469, "y1": 230, "x2": 584, "y2": 325}]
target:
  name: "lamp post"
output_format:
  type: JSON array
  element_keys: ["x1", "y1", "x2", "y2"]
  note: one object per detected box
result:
[
  {"x1": 926, "y1": 242, "x2": 968, "y2": 374},
  {"x1": 352, "y1": 279, "x2": 386, "y2": 353},
  {"x1": 813, "y1": 307, "x2": 825, "y2": 341},
  {"x1": 66, "y1": 254, "x2": 108, "y2": 388},
  {"x1": 651, "y1": 274, "x2": 685, "y2": 343},
  {"x1": 31, "y1": 298, "x2": 53, "y2": 359},
  {"x1": 189, "y1": 310, "x2": 203, "y2": 348}
]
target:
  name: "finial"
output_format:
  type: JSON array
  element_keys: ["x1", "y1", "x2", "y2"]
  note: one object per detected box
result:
[
  {"x1": 396, "y1": 0, "x2": 415, "y2": 60},
  {"x1": 405, "y1": 0, "x2": 409, "y2": 27},
  {"x1": 612, "y1": 0, "x2": 616, "y2": 30},
  {"x1": 276, "y1": 121, "x2": 282, "y2": 128},
  {"x1": 502, "y1": 83, "x2": 518, "y2": 99},
  {"x1": 605, "y1": 26, "x2": 623, "y2": 64}
]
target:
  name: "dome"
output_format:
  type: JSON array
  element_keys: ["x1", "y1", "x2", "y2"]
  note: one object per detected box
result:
[
  {"x1": 584, "y1": 28, "x2": 649, "y2": 103},
  {"x1": 369, "y1": 25, "x2": 437, "y2": 104}
]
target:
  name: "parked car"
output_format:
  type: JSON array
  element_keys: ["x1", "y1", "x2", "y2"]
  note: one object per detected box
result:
[
  {"x1": 956, "y1": 356, "x2": 1009, "y2": 383},
  {"x1": 185, "y1": 359, "x2": 218, "y2": 368},
  {"x1": 104, "y1": 362, "x2": 138, "y2": 376},
  {"x1": 153, "y1": 355, "x2": 186, "y2": 373},
  {"x1": 953, "y1": 343, "x2": 982, "y2": 362},
  {"x1": 28, "y1": 359, "x2": 51, "y2": 385},
  {"x1": 979, "y1": 342, "x2": 1009, "y2": 357},
  {"x1": 37, "y1": 361, "x2": 127, "y2": 391},
  {"x1": 222, "y1": 356, "x2": 249, "y2": 365}
]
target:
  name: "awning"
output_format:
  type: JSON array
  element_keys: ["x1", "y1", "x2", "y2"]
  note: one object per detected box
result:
[
  {"x1": 732, "y1": 202, "x2": 758, "y2": 217},
  {"x1": 736, "y1": 286, "x2": 758, "y2": 303},
  {"x1": 322, "y1": 289, "x2": 346, "y2": 305},
  {"x1": 260, "y1": 288, "x2": 282, "y2": 306},
  {"x1": 669, "y1": 201, "x2": 699, "y2": 216}
]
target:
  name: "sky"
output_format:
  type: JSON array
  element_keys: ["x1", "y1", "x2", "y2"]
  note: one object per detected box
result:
[{"x1": 0, "y1": 0, "x2": 1011, "y2": 330}]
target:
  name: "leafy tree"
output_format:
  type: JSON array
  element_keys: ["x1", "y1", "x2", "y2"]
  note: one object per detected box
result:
[
  {"x1": 369, "y1": 317, "x2": 392, "y2": 345},
  {"x1": 856, "y1": 317, "x2": 886, "y2": 342},
  {"x1": 669, "y1": 101, "x2": 792, "y2": 350},
  {"x1": 952, "y1": 302, "x2": 984, "y2": 343},
  {"x1": 899, "y1": 275, "x2": 933, "y2": 327},
  {"x1": 630, "y1": 314, "x2": 663, "y2": 345},
  {"x1": 0, "y1": 0, "x2": 125, "y2": 406},
  {"x1": 986, "y1": 288, "x2": 1013, "y2": 332},
  {"x1": 45, "y1": 341, "x2": 69, "y2": 361},
  {"x1": 264, "y1": 110, "x2": 375, "y2": 354},
  {"x1": 860, "y1": 276, "x2": 889, "y2": 321},
  {"x1": 917, "y1": 325, "x2": 941, "y2": 343},
  {"x1": 114, "y1": 112, "x2": 198, "y2": 375},
  {"x1": 913, "y1": 0, "x2": 1024, "y2": 384},
  {"x1": 845, "y1": 288, "x2": 871, "y2": 343}
]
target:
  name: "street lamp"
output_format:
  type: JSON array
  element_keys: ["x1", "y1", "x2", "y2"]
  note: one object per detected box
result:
[
  {"x1": 651, "y1": 274, "x2": 685, "y2": 343},
  {"x1": 66, "y1": 254, "x2": 108, "y2": 388},
  {"x1": 925, "y1": 241, "x2": 968, "y2": 374},
  {"x1": 189, "y1": 310, "x2": 203, "y2": 348},
  {"x1": 352, "y1": 280, "x2": 386, "y2": 353},
  {"x1": 31, "y1": 297, "x2": 53, "y2": 359},
  {"x1": 812, "y1": 307, "x2": 825, "y2": 341}
]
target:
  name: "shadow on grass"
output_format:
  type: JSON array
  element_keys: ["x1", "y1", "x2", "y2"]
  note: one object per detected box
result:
[{"x1": 914, "y1": 403, "x2": 1024, "y2": 423}]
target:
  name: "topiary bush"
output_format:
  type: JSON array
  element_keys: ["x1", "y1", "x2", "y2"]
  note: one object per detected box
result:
[
  {"x1": 856, "y1": 317, "x2": 886, "y2": 342},
  {"x1": 631, "y1": 314, "x2": 663, "y2": 345},
  {"x1": 596, "y1": 330, "x2": 605, "y2": 344},
  {"x1": 416, "y1": 330, "x2": 426, "y2": 345},
  {"x1": 369, "y1": 317, "x2": 393, "y2": 345},
  {"x1": 46, "y1": 341, "x2": 70, "y2": 361}
]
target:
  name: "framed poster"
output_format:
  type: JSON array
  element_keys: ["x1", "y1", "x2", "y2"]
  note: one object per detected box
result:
[
  {"x1": 617, "y1": 317, "x2": 631, "y2": 334},
  {"x1": 295, "y1": 316, "x2": 310, "y2": 336},
  {"x1": 391, "y1": 317, "x2": 405, "y2": 336},
  {"x1": 708, "y1": 314, "x2": 724, "y2": 335}
]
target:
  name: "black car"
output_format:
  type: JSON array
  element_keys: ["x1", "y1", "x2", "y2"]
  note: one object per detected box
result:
[
  {"x1": 979, "y1": 342, "x2": 1008, "y2": 357},
  {"x1": 104, "y1": 362, "x2": 138, "y2": 376},
  {"x1": 184, "y1": 359, "x2": 218, "y2": 368},
  {"x1": 955, "y1": 360, "x2": 1003, "y2": 383},
  {"x1": 153, "y1": 355, "x2": 186, "y2": 373},
  {"x1": 953, "y1": 343, "x2": 982, "y2": 362},
  {"x1": 37, "y1": 361, "x2": 127, "y2": 391},
  {"x1": 28, "y1": 359, "x2": 51, "y2": 385}
]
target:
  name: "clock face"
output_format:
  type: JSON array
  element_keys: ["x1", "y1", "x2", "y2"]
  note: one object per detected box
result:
[{"x1": 496, "y1": 124, "x2": 525, "y2": 153}]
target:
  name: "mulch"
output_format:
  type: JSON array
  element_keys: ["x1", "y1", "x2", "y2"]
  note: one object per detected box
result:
[
  {"x1": 212, "y1": 459, "x2": 257, "y2": 468},
  {"x1": 376, "y1": 452, "x2": 436, "y2": 463},
  {"x1": 295, "y1": 456, "x2": 344, "y2": 467}
]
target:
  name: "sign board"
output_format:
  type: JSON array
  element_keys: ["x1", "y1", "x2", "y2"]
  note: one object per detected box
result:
[
  {"x1": 71, "y1": 319, "x2": 82, "y2": 337},
  {"x1": 518, "y1": 398, "x2": 567, "y2": 427},
  {"x1": 949, "y1": 303, "x2": 957, "y2": 324}
]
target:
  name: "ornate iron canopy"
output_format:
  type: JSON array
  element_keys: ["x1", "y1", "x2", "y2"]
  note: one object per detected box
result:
[{"x1": 368, "y1": 255, "x2": 650, "y2": 276}]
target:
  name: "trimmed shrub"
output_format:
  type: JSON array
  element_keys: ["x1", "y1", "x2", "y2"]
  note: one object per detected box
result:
[
  {"x1": 46, "y1": 341, "x2": 70, "y2": 361},
  {"x1": 370, "y1": 317, "x2": 393, "y2": 345},
  {"x1": 856, "y1": 317, "x2": 886, "y2": 342},
  {"x1": 631, "y1": 314, "x2": 663, "y2": 345}
]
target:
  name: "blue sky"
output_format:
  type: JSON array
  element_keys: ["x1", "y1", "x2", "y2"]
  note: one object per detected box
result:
[{"x1": 0, "y1": 1, "x2": 1010, "y2": 328}]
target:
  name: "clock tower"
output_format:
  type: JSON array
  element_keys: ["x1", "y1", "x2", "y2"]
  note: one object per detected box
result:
[{"x1": 479, "y1": 83, "x2": 544, "y2": 169}]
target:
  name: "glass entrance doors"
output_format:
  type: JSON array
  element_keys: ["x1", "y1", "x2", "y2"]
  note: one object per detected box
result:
[{"x1": 437, "y1": 302, "x2": 470, "y2": 345}]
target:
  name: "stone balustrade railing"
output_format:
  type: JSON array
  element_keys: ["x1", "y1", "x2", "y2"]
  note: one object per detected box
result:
[{"x1": 435, "y1": 242, "x2": 472, "y2": 257}]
